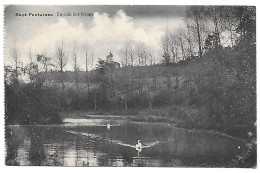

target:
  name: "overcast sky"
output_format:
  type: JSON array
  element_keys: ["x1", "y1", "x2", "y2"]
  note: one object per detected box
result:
[{"x1": 4, "y1": 5, "x2": 187, "y2": 71}]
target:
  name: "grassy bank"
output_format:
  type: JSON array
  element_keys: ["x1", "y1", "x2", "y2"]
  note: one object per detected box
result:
[{"x1": 60, "y1": 105, "x2": 253, "y2": 141}]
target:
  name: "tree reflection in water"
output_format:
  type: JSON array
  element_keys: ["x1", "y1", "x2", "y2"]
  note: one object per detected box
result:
[
  {"x1": 5, "y1": 128, "x2": 21, "y2": 166},
  {"x1": 28, "y1": 127, "x2": 46, "y2": 166},
  {"x1": 5, "y1": 121, "x2": 246, "y2": 167}
]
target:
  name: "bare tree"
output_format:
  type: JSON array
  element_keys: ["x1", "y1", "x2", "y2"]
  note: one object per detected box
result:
[
  {"x1": 56, "y1": 40, "x2": 68, "y2": 92},
  {"x1": 94, "y1": 83, "x2": 97, "y2": 111},
  {"x1": 169, "y1": 30, "x2": 188, "y2": 62},
  {"x1": 123, "y1": 41, "x2": 135, "y2": 98},
  {"x1": 203, "y1": 6, "x2": 227, "y2": 48},
  {"x1": 73, "y1": 42, "x2": 79, "y2": 95},
  {"x1": 9, "y1": 47, "x2": 21, "y2": 110},
  {"x1": 179, "y1": 33, "x2": 186, "y2": 60},
  {"x1": 85, "y1": 48, "x2": 88, "y2": 72},
  {"x1": 146, "y1": 47, "x2": 155, "y2": 110},
  {"x1": 136, "y1": 43, "x2": 147, "y2": 95},
  {"x1": 85, "y1": 47, "x2": 90, "y2": 94},
  {"x1": 11, "y1": 48, "x2": 19, "y2": 82},
  {"x1": 7, "y1": 47, "x2": 23, "y2": 112},
  {"x1": 91, "y1": 50, "x2": 97, "y2": 111},
  {"x1": 91, "y1": 51, "x2": 94, "y2": 69},
  {"x1": 186, "y1": 6, "x2": 206, "y2": 58},
  {"x1": 148, "y1": 47, "x2": 157, "y2": 93},
  {"x1": 221, "y1": 7, "x2": 239, "y2": 48},
  {"x1": 36, "y1": 52, "x2": 54, "y2": 86},
  {"x1": 162, "y1": 32, "x2": 172, "y2": 90},
  {"x1": 120, "y1": 45, "x2": 129, "y2": 111},
  {"x1": 148, "y1": 83, "x2": 152, "y2": 110},
  {"x1": 129, "y1": 47, "x2": 135, "y2": 98},
  {"x1": 25, "y1": 50, "x2": 39, "y2": 83},
  {"x1": 186, "y1": 22, "x2": 194, "y2": 57},
  {"x1": 211, "y1": 7, "x2": 222, "y2": 47},
  {"x1": 25, "y1": 50, "x2": 34, "y2": 82}
]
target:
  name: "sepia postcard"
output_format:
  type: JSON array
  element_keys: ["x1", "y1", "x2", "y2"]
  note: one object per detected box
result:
[{"x1": 3, "y1": 4, "x2": 256, "y2": 167}]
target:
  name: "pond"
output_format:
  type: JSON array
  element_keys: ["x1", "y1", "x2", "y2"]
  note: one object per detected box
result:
[{"x1": 5, "y1": 117, "x2": 245, "y2": 167}]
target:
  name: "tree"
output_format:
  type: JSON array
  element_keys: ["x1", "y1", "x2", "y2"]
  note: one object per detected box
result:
[
  {"x1": 129, "y1": 45, "x2": 135, "y2": 98},
  {"x1": 72, "y1": 42, "x2": 79, "y2": 96},
  {"x1": 186, "y1": 6, "x2": 206, "y2": 58},
  {"x1": 5, "y1": 48, "x2": 62, "y2": 125},
  {"x1": 162, "y1": 32, "x2": 172, "y2": 90},
  {"x1": 106, "y1": 52, "x2": 117, "y2": 109},
  {"x1": 24, "y1": 50, "x2": 39, "y2": 83},
  {"x1": 120, "y1": 46, "x2": 129, "y2": 111},
  {"x1": 85, "y1": 47, "x2": 90, "y2": 94},
  {"x1": 234, "y1": 6, "x2": 256, "y2": 124},
  {"x1": 5, "y1": 48, "x2": 21, "y2": 124},
  {"x1": 122, "y1": 41, "x2": 135, "y2": 102},
  {"x1": 162, "y1": 31, "x2": 171, "y2": 65},
  {"x1": 204, "y1": 33, "x2": 220, "y2": 52},
  {"x1": 203, "y1": 6, "x2": 229, "y2": 49},
  {"x1": 178, "y1": 33, "x2": 186, "y2": 60},
  {"x1": 147, "y1": 47, "x2": 155, "y2": 110},
  {"x1": 136, "y1": 43, "x2": 146, "y2": 95},
  {"x1": 148, "y1": 47, "x2": 157, "y2": 93},
  {"x1": 186, "y1": 22, "x2": 194, "y2": 57},
  {"x1": 95, "y1": 56, "x2": 119, "y2": 109},
  {"x1": 10, "y1": 48, "x2": 20, "y2": 86},
  {"x1": 36, "y1": 52, "x2": 54, "y2": 86},
  {"x1": 222, "y1": 7, "x2": 238, "y2": 48},
  {"x1": 95, "y1": 59, "x2": 107, "y2": 101},
  {"x1": 55, "y1": 40, "x2": 68, "y2": 92}
]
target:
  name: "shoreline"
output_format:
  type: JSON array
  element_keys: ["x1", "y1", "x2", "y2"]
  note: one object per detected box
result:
[
  {"x1": 6, "y1": 110, "x2": 252, "y2": 143},
  {"x1": 60, "y1": 110, "x2": 250, "y2": 142}
]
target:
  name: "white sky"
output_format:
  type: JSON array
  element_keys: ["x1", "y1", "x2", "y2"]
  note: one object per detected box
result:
[{"x1": 4, "y1": 5, "x2": 186, "y2": 71}]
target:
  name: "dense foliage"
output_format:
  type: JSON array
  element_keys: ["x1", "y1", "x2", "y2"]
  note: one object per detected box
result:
[{"x1": 5, "y1": 81, "x2": 62, "y2": 125}]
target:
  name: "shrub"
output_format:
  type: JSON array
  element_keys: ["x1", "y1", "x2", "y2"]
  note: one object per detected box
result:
[
  {"x1": 5, "y1": 83, "x2": 62, "y2": 125},
  {"x1": 152, "y1": 91, "x2": 171, "y2": 107}
]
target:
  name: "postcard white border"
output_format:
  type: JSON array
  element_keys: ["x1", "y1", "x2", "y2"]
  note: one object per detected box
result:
[{"x1": 0, "y1": 0, "x2": 259, "y2": 173}]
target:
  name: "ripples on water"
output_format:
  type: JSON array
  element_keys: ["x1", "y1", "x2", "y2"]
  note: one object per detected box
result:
[{"x1": 5, "y1": 117, "x2": 245, "y2": 167}]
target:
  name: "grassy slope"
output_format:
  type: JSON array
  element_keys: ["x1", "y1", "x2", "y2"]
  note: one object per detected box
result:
[
  {"x1": 45, "y1": 64, "x2": 189, "y2": 94},
  {"x1": 45, "y1": 61, "x2": 202, "y2": 125},
  {"x1": 45, "y1": 60, "x2": 252, "y2": 137}
]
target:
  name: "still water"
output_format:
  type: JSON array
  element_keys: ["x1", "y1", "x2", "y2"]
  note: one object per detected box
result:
[{"x1": 5, "y1": 117, "x2": 245, "y2": 167}]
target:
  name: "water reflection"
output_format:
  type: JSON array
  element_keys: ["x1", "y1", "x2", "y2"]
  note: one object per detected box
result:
[{"x1": 5, "y1": 119, "x2": 245, "y2": 167}]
